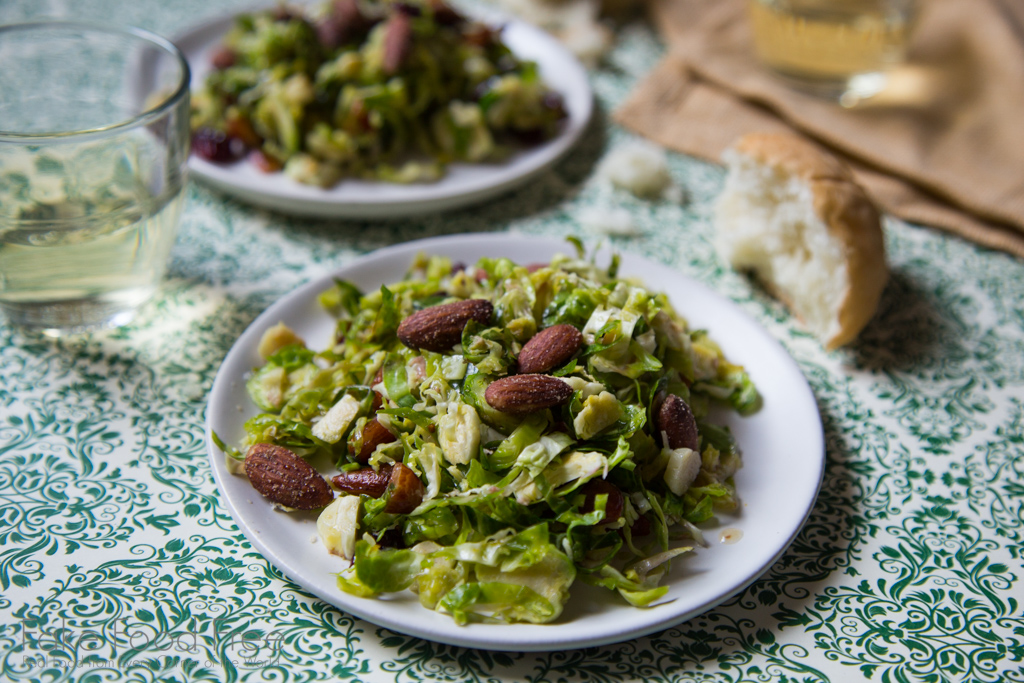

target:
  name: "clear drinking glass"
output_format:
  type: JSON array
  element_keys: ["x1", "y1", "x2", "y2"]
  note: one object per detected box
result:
[
  {"x1": 0, "y1": 22, "x2": 190, "y2": 336},
  {"x1": 748, "y1": 0, "x2": 916, "y2": 103}
]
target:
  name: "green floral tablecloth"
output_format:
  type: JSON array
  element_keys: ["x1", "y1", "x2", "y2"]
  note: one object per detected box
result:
[{"x1": 2, "y1": 1, "x2": 1023, "y2": 681}]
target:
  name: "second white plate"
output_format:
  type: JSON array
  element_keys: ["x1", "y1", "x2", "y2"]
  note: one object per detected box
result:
[
  {"x1": 205, "y1": 233, "x2": 825, "y2": 651},
  {"x1": 175, "y1": 8, "x2": 593, "y2": 218}
]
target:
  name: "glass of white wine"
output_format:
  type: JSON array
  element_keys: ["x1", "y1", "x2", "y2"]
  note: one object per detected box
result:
[
  {"x1": 0, "y1": 22, "x2": 190, "y2": 336},
  {"x1": 748, "y1": 0, "x2": 916, "y2": 103}
]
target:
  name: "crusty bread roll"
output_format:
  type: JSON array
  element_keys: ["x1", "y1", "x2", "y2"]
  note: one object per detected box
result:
[{"x1": 714, "y1": 132, "x2": 888, "y2": 350}]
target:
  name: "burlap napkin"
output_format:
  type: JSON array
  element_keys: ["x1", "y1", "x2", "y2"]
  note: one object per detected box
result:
[{"x1": 615, "y1": 0, "x2": 1024, "y2": 258}]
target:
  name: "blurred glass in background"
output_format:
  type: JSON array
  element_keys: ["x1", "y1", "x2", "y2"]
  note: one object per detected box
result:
[
  {"x1": 748, "y1": 0, "x2": 917, "y2": 104},
  {"x1": 0, "y1": 22, "x2": 190, "y2": 336}
]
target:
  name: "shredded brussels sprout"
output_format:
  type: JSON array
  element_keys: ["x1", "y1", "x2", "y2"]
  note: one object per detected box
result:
[{"x1": 223, "y1": 242, "x2": 762, "y2": 624}]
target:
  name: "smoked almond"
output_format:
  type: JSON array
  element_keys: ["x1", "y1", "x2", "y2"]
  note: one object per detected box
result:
[
  {"x1": 382, "y1": 11, "x2": 412, "y2": 74},
  {"x1": 330, "y1": 463, "x2": 424, "y2": 515},
  {"x1": 517, "y1": 324, "x2": 583, "y2": 374},
  {"x1": 332, "y1": 465, "x2": 393, "y2": 498},
  {"x1": 657, "y1": 394, "x2": 700, "y2": 451},
  {"x1": 484, "y1": 374, "x2": 573, "y2": 414},
  {"x1": 245, "y1": 443, "x2": 334, "y2": 510},
  {"x1": 397, "y1": 299, "x2": 493, "y2": 352}
]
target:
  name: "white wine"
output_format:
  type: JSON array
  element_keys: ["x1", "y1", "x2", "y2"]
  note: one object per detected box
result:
[
  {"x1": 0, "y1": 192, "x2": 184, "y2": 332},
  {"x1": 749, "y1": 0, "x2": 913, "y2": 98},
  {"x1": 0, "y1": 21, "x2": 190, "y2": 335}
]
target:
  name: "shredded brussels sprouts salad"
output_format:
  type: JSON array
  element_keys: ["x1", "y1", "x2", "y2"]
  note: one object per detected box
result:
[
  {"x1": 215, "y1": 241, "x2": 761, "y2": 625},
  {"x1": 190, "y1": 0, "x2": 568, "y2": 187}
]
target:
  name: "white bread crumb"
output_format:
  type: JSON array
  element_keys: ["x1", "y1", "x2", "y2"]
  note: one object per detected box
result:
[
  {"x1": 598, "y1": 140, "x2": 675, "y2": 200},
  {"x1": 579, "y1": 205, "x2": 640, "y2": 236}
]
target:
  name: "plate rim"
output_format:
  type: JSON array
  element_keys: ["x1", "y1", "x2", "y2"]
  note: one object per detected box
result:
[
  {"x1": 174, "y1": 5, "x2": 594, "y2": 218},
  {"x1": 204, "y1": 232, "x2": 826, "y2": 651}
]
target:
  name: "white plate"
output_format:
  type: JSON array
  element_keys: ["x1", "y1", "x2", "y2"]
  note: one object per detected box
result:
[
  {"x1": 175, "y1": 7, "x2": 592, "y2": 218},
  {"x1": 205, "y1": 233, "x2": 825, "y2": 651}
]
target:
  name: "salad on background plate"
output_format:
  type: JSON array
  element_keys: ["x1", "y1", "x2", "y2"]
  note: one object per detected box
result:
[
  {"x1": 215, "y1": 240, "x2": 760, "y2": 625},
  {"x1": 175, "y1": 3, "x2": 592, "y2": 216},
  {"x1": 190, "y1": 0, "x2": 569, "y2": 187}
]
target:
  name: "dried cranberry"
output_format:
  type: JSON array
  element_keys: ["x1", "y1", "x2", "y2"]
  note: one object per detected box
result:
[
  {"x1": 377, "y1": 528, "x2": 405, "y2": 549},
  {"x1": 630, "y1": 515, "x2": 652, "y2": 537},
  {"x1": 192, "y1": 128, "x2": 246, "y2": 163},
  {"x1": 580, "y1": 480, "x2": 625, "y2": 526}
]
